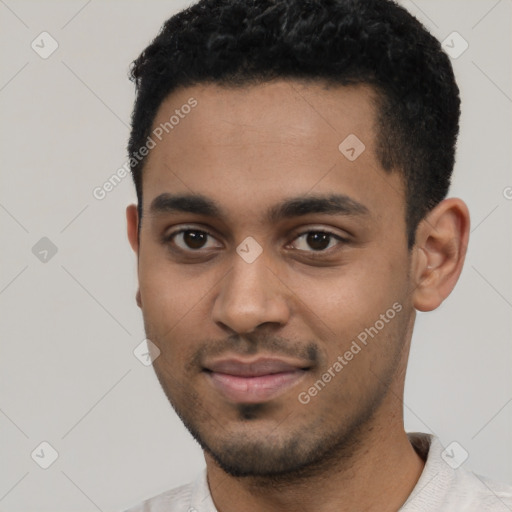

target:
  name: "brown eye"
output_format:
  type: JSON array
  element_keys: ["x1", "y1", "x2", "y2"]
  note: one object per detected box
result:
[
  {"x1": 290, "y1": 230, "x2": 346, "y2": 252},
  {"x1": 181, "y1": 230, "x2": 208, "y2": 249},
  {"x1": 305, "y1": 232, "x2": 331, "y2": 251},
  {"x1": 166, "y1": 229, "x2": 220, "y2": 251}
]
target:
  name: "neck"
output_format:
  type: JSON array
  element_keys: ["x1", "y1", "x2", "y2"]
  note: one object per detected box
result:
[{"x1": 205, "y1": 408, "x2": 425, "y2": 512}]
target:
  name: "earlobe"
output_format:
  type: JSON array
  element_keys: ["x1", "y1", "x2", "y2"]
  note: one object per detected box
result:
[{"x1": 411, "y1": 198, "x2": 470, "y2": 312}]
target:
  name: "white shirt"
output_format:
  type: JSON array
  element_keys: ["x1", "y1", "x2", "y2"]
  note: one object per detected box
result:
[{"x1": 124, "y1": 432, "x2": 512, "y2": 511}]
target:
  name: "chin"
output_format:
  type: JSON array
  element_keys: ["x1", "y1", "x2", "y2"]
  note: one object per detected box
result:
[{"x1": 202, "y1": 435, "x2": 322, "y2": 478}]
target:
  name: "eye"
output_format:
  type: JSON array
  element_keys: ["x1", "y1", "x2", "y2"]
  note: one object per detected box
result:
[
  {"x1": 289, "y1": 230, "x2": 347, "y2": 252},
  {"x1": 164, "y1": 228, "x2": 221, "y2": 251},
  {"x1": 163, "y1": 227, "x2": 348, "y2": 255}
]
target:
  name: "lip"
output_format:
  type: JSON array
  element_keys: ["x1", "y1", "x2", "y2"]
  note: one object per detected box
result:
[{"x1": 203, "y1": 357, "x2": 310, "y2": 403}]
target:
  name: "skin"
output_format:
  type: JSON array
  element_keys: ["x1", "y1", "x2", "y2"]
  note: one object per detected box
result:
[{"x1": 126, "y1": 79, "x2": 470, "y2": 512}]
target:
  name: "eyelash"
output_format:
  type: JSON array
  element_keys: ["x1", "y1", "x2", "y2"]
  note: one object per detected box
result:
[{"x1": 162, "y1": 226, "x2": 349, "y2": 256}]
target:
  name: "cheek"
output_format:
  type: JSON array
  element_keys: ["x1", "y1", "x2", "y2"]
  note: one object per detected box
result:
[
  {"x1": 290, "y1": 260, "x2": 404, "y2": 326},
  {"x1": 283, "y1": 255, "x2": 409, "y2": 375},
  {"x1": 138, "y1": 244, "x2": 202, "y2": 317},
  {"x1": 136, "y1": 246, "x2": 228, "y2": 369},
  {"x1": 137, "y1": 251, "x2": 195, "y2": 351}
]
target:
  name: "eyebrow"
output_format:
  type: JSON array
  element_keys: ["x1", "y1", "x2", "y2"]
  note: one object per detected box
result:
[{"x1": 149, "y1": 192, "x2": 370, "y2": 223}]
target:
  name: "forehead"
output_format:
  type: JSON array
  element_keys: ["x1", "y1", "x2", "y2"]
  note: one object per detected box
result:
[
  {"x1": 141, "y1": 79, "x2": 405, "y2": 224},
  {"x1": 149, "y1": 79, "x2": 378, "y2": 158}
]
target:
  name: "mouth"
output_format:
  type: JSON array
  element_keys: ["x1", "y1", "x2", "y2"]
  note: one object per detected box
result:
[{"x1": 203, "y1": 357, "x2": 311, "y2": 404}]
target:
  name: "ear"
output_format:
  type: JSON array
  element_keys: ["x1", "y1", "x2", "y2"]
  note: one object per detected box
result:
[
  {"x1": 411, "y1": 198, "x2": 470, "y2": 312},
  {"x1": 126, "y1": 204, "x2": 142, "y2": 308},
  {"x1": 126, "y1": 204, "x2": 139, "y2": 253}
]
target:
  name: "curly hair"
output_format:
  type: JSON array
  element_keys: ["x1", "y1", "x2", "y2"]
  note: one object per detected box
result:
[{"x1": 128, "y1": 0, "x2": 460, "y2": 248}]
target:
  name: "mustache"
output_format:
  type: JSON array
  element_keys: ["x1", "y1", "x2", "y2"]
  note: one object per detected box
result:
[{"x1": 188, "y1": 332, "x2": 320, "y2": 370}]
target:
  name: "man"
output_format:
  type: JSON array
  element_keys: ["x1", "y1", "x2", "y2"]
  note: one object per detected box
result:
[{"x1": 124, "y1": 0, "x2": 512, "y2": 511}]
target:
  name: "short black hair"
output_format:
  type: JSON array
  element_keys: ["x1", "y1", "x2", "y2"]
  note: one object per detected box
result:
[{"x1": 128, "y1": 0, "x2": 460, "y2": 248}]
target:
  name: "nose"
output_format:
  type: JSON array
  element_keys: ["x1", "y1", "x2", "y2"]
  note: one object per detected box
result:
[{"x1": 211, "y1": 254, "x2": 290, "y2": 335}]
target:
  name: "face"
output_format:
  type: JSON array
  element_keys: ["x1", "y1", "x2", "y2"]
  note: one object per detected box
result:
[{"x1": 129, "y1": 80, "x2": 417, "y2": 477}]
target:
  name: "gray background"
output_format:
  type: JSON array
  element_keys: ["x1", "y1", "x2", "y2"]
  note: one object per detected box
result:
[{"x1": 0, "y1": 0, "x2": 510, "y2": 511}]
